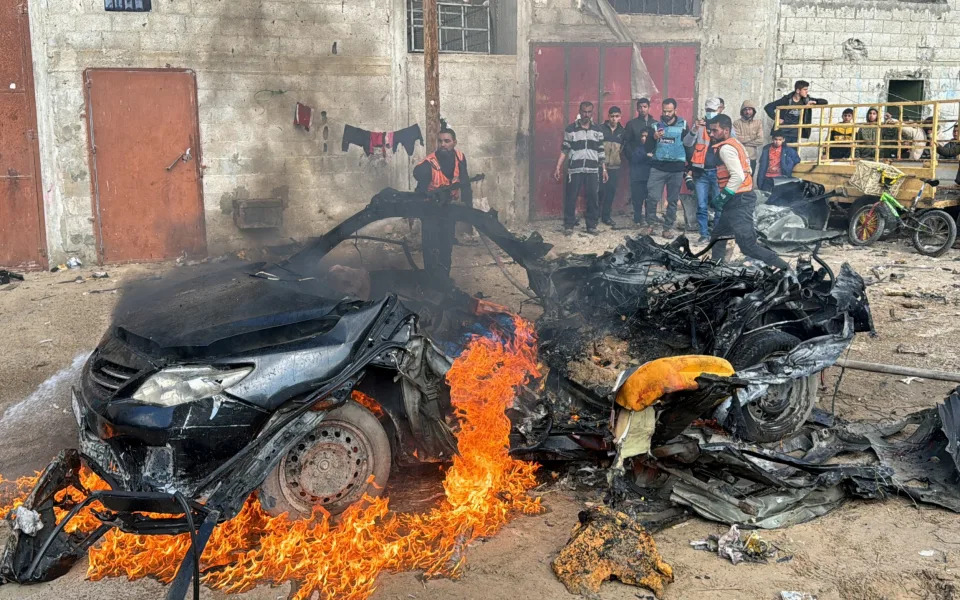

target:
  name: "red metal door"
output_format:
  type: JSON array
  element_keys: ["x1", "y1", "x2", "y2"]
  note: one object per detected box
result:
[
  {"x1": 86, "y1": 69, "x2": 206, "y2": 263},
  {"x1": 600, "y1": 46, "x2": 634, "y2": 215},
  {"x1": 531, "y1": 46, "x2": 567, "y2": 219},
  {"x1": 0, "y1": 1, "x2": 47, "y2": 269},
  {"x1": 531, "y1": 44, "x2": 700, "y2": 219}
]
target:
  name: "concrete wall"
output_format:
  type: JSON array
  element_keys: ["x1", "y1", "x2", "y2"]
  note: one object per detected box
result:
[
  {"x1": 29, "y1": 0, "x2": 520, "y2": 263},
  {"x1": 777, "y1": 0, "x2": 960, "y2": 114},
  {"x1": 27, "y1": 0, "x2": 960, "y2": 262}
]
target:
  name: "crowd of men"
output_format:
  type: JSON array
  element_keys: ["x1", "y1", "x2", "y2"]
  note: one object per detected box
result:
[
  {"x1": 413, "y1": 80, "x2": 960, "y2": 277},
  {"x1": 552, "y1": 79, "x2": 960, "y2": 271}
]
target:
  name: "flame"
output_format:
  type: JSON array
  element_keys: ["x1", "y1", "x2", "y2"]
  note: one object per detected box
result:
[
  {"x1": 350, "y1": 389, "x2": 384, "y2": 417},
  {"x1": 1, "y1": 316, "x2": 542, "y2": 600}
]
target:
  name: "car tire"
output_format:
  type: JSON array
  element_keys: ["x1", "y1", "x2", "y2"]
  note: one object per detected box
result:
[
  {"x1": 258, "y1": 401, "x2": 391, "y2": 519},
  {"x1": 727, "y1": 330, "x2": 817, "y2": 443}
]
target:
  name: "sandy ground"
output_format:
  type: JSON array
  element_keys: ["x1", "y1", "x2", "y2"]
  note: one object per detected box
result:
[{"x1": 2, "y1": 220, "x2": 960, "y2": 600}]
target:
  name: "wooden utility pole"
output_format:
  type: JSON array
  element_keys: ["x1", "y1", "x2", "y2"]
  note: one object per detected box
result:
[{"x1": 423, "y1": 0, "x2": 440, "y2": 153}]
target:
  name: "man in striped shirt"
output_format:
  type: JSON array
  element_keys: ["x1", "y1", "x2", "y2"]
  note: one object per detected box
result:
[{"x1": 554, "y1": 101, "x2": 608, "y2": 235}]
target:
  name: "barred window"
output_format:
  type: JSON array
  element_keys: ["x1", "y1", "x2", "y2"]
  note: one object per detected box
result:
[
  {"x1": 610, "y1": 0, "x2": 701, "y2": 16},
  {"x1": 105, "y1": 0, "x2": 151, "y2": 11},
  {"x1": 408, "y1": 0, "x2": 492, "y2": 54}
]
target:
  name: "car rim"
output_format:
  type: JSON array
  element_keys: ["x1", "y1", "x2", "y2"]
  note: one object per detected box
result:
[
  {"x1": 746, "y1": 380, "x2": 802, "y2": 423},
  {"x1": 279, "y1": 419, "x2": 375, "y2": 513}
]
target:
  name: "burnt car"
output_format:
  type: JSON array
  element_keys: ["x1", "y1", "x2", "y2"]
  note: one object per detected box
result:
[{"x1": 0, "y1": 187, "x2": 872, "y2": 595}]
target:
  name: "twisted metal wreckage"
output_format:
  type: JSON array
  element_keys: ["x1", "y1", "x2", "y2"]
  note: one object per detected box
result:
[{"x1": 3, "y1": 187, "x2": 959, "y2": 598}]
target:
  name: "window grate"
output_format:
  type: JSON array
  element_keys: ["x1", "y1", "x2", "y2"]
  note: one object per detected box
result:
[
  {"x1": 609, "y1": 0, "x2": 700, "y2": 16},
  {"x1": 408, "y1": 0, "x2": 492, "y2": 54},
  {"x1": 105, "y1": 0, "x2": 151, "y2": 11}
]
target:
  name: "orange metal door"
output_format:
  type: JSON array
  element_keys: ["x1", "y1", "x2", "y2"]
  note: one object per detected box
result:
[
  {"x1": 86, "y1": 69, "x2": 206, "y2": 263},
  {"x1": 0, "y1": 1, "x2": 47, "y2": 270}
]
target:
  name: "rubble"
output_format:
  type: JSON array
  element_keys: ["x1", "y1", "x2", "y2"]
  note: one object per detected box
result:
[
  {"x1": 0, "y1": 270, "x2": 24, "y2": 286},
  {"x1": 690, "y1": 524, "x2": 777, "y2": 564},
  {"x1": 552, "y1": 506, "x2": 673, "y2": 598},
  {"x1": 0, "y1": 193, "x2": 889, "y2": 599}
]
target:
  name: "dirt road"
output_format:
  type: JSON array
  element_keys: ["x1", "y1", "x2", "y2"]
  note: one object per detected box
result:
[{"x1": 1, "y1": 225, "x2": 958, "y2": 600}]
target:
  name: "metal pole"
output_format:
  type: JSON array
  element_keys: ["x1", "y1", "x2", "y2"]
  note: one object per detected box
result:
[
  {"x1": 835, "y1": 358, "x2": 960, "y2": 384},
  {"x1": 424, "y1": 0, "x2": 440, "y2": 154}
]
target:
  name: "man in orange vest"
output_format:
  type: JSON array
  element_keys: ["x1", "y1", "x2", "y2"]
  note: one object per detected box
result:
[
  {"x1": 706, "y1": 115, "x2": 789, "y2": 270},
  {"x1": 684, "y1": 97, "x2": 724, "y2": 243},
  {"x1": 413, "y1": 126, "x2": 473, "y2": 278}
]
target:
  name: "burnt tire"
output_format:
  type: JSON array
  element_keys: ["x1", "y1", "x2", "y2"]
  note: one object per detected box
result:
[
  {"x1": 912, "y1": 210, "x2": 957, "y2": 257},
  {"x1": 727, "y1": 330, "x2": 817, "y2": 443},
  {"x1": 259, "y1": 402, "x2": 391, "y2": 519}
]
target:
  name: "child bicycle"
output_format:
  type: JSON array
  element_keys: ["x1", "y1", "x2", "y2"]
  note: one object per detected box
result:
[{"x1": 848, "y1": 169, "x2": 957, "y2": 257}]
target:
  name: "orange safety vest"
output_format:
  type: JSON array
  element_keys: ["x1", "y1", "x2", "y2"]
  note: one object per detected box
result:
[
  {"x1": 713, "y1": 138, "x2": 754, "y2": 193},
  {"x1": 690, "y1": 127, "x2": 710, "y2": 169},
  {"x1": 420, "y1": 150, "x2": 464, "y2": 200}
]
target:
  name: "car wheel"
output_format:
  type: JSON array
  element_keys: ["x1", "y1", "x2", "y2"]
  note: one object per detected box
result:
[
  {"x1": 259, "y1": 402, "x2": 391, "y2": 518},
  {"x1": 727, "y1": 330, "x2": 817, "y2": 443}
]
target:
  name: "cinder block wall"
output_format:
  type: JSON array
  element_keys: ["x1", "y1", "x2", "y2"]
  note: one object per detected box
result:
[
  {"x1": 776, "y1": 0, "x2": 960, "y2": 121},
  {"x1": 29, "y1": 0, "x2": 960, "y2": 263},
  {"x1": 29, "y1": 0, "x2": 520, "y2": 263}
]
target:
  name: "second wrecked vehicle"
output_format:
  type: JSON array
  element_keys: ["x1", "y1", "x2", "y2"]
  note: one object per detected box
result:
[{"x1": 1, "y1": 187, "x2": 872, "y2": 593}]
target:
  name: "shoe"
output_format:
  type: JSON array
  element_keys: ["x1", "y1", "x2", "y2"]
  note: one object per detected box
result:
[
  {"x1": 632, "y1": 220, "x2": 645, "y2": 229},
  {"x1": 639, "y1": 226, "x2": 654, "y2": 236},
  {"x1": 661, "y1": 228, "x2": 676, "y2": 239},
  {"x1": 563, "y1": 227, "x2": 574, "y2": 236},
  {"x1": 697, "y1": 235, "x2": 710, "y2": 244},
  {"x1": 585, "y1": 226, "x2": 599, "y2": 235},
  {"x1": 602, "y1": 219, "x2": 616, "y2": 228}
]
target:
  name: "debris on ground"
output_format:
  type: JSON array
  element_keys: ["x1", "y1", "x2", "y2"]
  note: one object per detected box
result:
[
  {"x1": 690, "y1": 524, "x2": 777, "y2": 565},
  {"x1": 654, "y1": 388, "x2": 960, "y2": 529},
  {"x1": 552, "y1": 506, "x2": 673, "y2": 598},
  {"x1": 0, "y1": 269, "x2": 24, "y2": 285},
  {"x1": 66, "y1": 257, "x2": 82, "y2": 269},
  {"x1": 753, "y1": 181, "x2": 844, "y2": 252},
  {"x1": 8, "y1": 506, "x2": 43, "y2": 536},
  {"x1": 780, "y1": 592, "x2": 817, "y2": 600},
  {"x1": 896, "y1": 344, "x2": 928, "y2": 357},
  {"x1": 91, "y1": 271, "x2": 109, "y2": 279}
]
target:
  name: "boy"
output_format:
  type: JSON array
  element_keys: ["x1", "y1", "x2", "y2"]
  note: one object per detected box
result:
[
  {"x1": 756, "y1": 130, "x2": 801, "y2": 192},
  {"x1": 600, "y1": 106, "x2": 625, "y2": 227},
  {"x1": 629, "y1": 128, "x2": 654, "y2": 226}
]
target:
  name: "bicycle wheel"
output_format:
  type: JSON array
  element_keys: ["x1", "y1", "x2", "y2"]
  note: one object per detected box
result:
[
  {"x1": 848, "y1": 203, "x2": 886, "y2": 246},
  {"x1": 912, "y1": 210, "x2": 957, "y2": 257}
]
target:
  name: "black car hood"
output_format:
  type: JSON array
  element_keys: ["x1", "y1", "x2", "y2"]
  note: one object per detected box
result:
[{"x1": 112, "y1": 264, "x2": 342, "y2": 357}]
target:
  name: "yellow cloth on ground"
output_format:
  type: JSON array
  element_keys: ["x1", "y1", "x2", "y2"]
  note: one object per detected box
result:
[{"x1": 614, "y1": 355, "x2": 735, "y2": 412}]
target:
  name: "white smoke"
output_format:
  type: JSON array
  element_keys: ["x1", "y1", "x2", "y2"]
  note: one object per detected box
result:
[{"x1": 0, "y1": 353, "x2": 90, "y2": 434}]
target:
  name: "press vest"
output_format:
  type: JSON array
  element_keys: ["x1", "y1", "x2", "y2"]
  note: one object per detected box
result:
[
  {"x1": 420, "y1": 150, "x2": 464, "y2": 200},
  {"x1": 654, "y1": 117, "x2": 687, "y2": 162},
  {"x1": 713, "y1": 138, "x2": 754, "y2": 193}
]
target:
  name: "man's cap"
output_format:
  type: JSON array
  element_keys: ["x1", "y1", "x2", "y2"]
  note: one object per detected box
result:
[{"x1": 704, "y1": 97, "x2": 722, "y2": 111}]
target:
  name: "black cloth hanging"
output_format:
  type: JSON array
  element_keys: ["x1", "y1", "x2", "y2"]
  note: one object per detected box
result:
[{"x1": 342, "y1": 123, "x2": 423, "y2": 156}]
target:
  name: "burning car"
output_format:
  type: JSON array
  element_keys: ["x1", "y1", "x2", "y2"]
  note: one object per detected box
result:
[{"x1": 0, "y1": 187, "x2": 872, "y2": 595}]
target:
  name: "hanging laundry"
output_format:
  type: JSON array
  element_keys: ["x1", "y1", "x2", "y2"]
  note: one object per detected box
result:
[
  {"x1": 341, "y1": 123, "x2": 423, "y2": 156},
  {"x1": 369, "y1": 131, "x2": 386, "y2": 156},
  {"x1": 392, "y1": 124, "x2": 423, "y2": 155},
  {"x1": 294, "y1": 102, "x2": 313, "y2": 131},
  {"x1": 342, "y1": 124, "x2": 369, "y2": 153}
]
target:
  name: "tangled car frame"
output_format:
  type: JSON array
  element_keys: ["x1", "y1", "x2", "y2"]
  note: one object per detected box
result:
[{"x1": 1, "y1": 186, "x2": 876, "y2": 598}]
